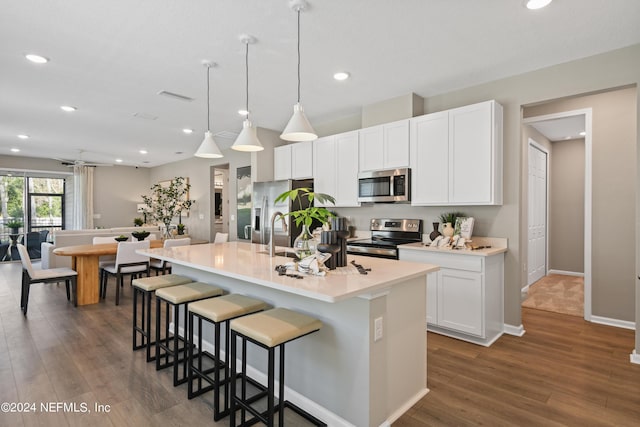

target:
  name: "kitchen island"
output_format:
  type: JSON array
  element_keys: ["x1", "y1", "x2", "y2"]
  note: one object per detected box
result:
[{"x1": 139, "y1": 241, "x2": 437, "y2": 427}]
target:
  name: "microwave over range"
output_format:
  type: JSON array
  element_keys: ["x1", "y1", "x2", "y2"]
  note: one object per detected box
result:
[{"x1": 357, "y1": 168, "x2": 411, "y2": 203}]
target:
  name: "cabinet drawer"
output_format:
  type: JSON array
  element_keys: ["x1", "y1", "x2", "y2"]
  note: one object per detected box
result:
[{"x1": 403, "y1": 251, "x2": 482, "y2": 272}]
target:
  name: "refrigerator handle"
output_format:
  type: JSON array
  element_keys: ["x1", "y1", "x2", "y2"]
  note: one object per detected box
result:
[{"x1": 261, "y1": 195, "x2": 267, "y2": 244}]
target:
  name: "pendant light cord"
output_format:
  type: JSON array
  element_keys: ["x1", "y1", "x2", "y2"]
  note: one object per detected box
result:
[
  {"x1": 245, "y1": 41, "x2": 250, "y2": 119},
  {"x1": 206, "y1": 65, "x2": 211, "y2": 131},
  {"x1": 297, "y1": 9, "x2": 301, "y2": 103}
]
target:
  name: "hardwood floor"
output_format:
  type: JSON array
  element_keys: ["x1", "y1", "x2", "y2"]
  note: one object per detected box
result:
[
  {"x1": 395, "y1": 308, "x2": 640, "y2": 426},
  {"x1": 2, "y1": 261, "x2": 639, "y2": 426}
]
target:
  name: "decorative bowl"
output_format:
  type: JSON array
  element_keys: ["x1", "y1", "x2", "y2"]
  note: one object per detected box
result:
[
  {"x1": 114, "y1": 236, "x2": 128, "y2": 242},
  {"x1": 131, "y1": 231, "x2": 150, "y2": 241}
]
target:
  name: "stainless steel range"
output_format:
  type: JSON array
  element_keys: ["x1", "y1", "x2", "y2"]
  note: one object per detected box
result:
[{"x1": 346, "y1": 218, "x2": 423, "y2": 259}]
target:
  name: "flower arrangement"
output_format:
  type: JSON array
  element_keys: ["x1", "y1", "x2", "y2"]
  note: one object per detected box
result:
[{"x1": 141, "y1": 177, "x2": 195, "y2": 239}]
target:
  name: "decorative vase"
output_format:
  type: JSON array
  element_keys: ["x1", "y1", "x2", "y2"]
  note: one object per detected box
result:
[
  {"x1": 293, "y1": 224, "x2": 318, "y2": 258},
  {"x1": 163, "y1": 221, "x2": 173, "y2": 240},
  {"x1": 429, "y1": 222, "x2": 441, "y2": 241},
  {"x1": 442, "y1": 222, "x2": 454, "y2": 238}
]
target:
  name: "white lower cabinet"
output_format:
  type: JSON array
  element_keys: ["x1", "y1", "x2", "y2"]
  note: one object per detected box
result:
[{"x1": 399, "y1": 248, "x2": 504, "y2": 346}]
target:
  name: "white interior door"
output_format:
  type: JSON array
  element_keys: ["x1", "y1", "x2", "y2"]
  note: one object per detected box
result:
[{"x1": 528, "y1": 141, "x2": 548, "y2": 286}]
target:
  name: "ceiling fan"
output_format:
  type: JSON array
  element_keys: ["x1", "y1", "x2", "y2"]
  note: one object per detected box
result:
[{"x1": 55, "y1": 150, "x2": 113, "y2": 167}]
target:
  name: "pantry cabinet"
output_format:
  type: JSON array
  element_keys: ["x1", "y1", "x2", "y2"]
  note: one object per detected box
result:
[
  {"x1": 274, "y1": 141, "x2": 313, "y2": 180},
  {"x1": 399, "y1": 245, "x2": 505, "y2": 346},
  {"x1": 313, "y1": 131, "x2": 360, "y2": 207},
  {"x1": 410, "y1": 100, "x2": 503, "y2": 206},
  {"x1": 359, "y1": 119, "x2": 409, "y2": 172}
]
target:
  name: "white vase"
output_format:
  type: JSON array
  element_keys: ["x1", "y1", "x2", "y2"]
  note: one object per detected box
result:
[{"x1": 442, "y1": 222, "x2": 454, "y2": 237}]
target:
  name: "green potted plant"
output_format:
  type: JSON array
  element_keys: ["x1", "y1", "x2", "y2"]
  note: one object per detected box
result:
[
  {"x1": 274, "y1": 188, "x2": 335, "y2": 257},
  {"x1": 133, "y1": 217, "x2": 144, "y2": 227},
  {"x1": 6, "y1": 219, "x2": 23, "y2": 234},
  {"x1": 141, "y1": 177, "x2": 195, "y2": 239},
  {"x1": 177, "y1": 223, "x2": 186, "y2": 235},
  {"x1": 439, "y1": 212, "x2": 465, "y2": 237}
]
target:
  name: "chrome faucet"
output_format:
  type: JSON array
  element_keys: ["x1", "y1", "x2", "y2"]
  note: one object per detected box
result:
[{"x1": 269, "y1": 211, "x2": 288, "y2": 257}]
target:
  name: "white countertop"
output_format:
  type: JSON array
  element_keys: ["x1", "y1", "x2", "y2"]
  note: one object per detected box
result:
[
  {"x1": 139, "y1": 241, "x2": 437, "y2": 303},
  {"x1": 400, "y1": 237, "x2": 508, "y2": 257}
]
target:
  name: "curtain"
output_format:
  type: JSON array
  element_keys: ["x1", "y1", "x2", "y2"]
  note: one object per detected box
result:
[{"x1": 72, "y1": 165, "x2": 94, "y2": 229}]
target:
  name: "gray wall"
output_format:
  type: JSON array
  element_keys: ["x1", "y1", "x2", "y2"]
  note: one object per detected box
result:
[
  {"x1": 93, "y1": 166, "x2": 151, "y2": 228},
  {"x1": 525, "y1": 87, "x2": 636, "y2": 321},
  {"x1": 548, "y1": 138, "x2": 585, "y2": 274}
]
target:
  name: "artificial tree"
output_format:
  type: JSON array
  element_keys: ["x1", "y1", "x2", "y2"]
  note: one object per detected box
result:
[{"x1": 141, "y1": 177, "x2": 195, "y2": 239}]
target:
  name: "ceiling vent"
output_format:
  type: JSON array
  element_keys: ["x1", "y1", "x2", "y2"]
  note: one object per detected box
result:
[
  {"x1": 214, "y1": 131, "x2": 239, "y2": 140},
  {"x1": 157, "y1": 90, "x2": 194, "y2": 102},
  {"x1": 133, "y1": 112, "x2": 158, "y2": 120}
]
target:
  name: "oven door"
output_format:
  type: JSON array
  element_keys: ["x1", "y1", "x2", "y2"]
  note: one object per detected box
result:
[{"x1": 346, "y1": 244, "x2": 398, "y2": 259}]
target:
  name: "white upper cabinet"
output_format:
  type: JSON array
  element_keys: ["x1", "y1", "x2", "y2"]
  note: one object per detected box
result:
[
  {"x1": 274, "y1": 141, "x2": 313, "y2": 181},
  {"x1": 313, "y1": 131, "x2": 360, "y2": 207},
  {"x1": 410, "y1": 100, "x2": 503, "y2": 206},
  {"x1": 359, "y1": 119, "x2": 409, "y2": 172}
]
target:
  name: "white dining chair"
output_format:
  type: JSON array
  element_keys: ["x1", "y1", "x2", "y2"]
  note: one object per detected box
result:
[
  {"x1": 150, "y1": 237, "x2": 191, "y2": 275},
  {"x1": 214, "y1": 232, "x2": 229, "y2": 243},
  {"x1": 17, "y1": 244, "x2": 78, "y2": 315},
  {"x1": 100, "y1": 240, "x2": 151, "y2": 305}
]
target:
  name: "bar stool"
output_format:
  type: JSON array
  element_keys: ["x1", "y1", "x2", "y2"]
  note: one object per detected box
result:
[
  {"x1": 187, "y1": 294, "x2": 268, "y2": 420},
  {"x1": 230, "y1": 308, "x2": 326, "y2": 427},
  {"x1": 155, "y1": 282, "x2": 223, "y2": 386},
  {"x1": 132, "y1": 274, "x2": 194, "y2": 362}
]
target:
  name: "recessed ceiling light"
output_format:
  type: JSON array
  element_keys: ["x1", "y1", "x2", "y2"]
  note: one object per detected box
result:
[
  {"x1": 115, "y1": 158, "x2": 123, "y2": 163},
  {"x1": 238, "y1": 109, "x2": 249, "y2": 116},
  {"x1": 333, "y1": 72, "x2": 350, "y2": 81},
  {"x1": 10, "y1": 148, "x2": 20, "y2": 152},
  {"x1": 25, "y1": 54, "x2": 49, "y2": 64},
  {"x1": 139, "y1": 149, "x2": 148, "y2": 154},
  {"x1": 525, "y1": 0, "x2": 552, "y2": 10},
  {"x1": 565, "y1": 136, "x2": 572, "y2": 140},
  {"x1": 17, "y1": 134, "x2": 29, "y2": 139},
  {"x1": 60, "y1": 105, "x2": 77, "y2": 112},
  {"x1": 579, "y1": 131, "x2": 586, "y2": 136},
  {"x1": 182, "y1": 128, "x2": 193, "y2": 134}
]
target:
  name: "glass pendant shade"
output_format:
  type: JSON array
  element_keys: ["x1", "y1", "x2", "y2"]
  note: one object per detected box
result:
[
  {"x1": 195, "y1": 131, "x2": 223, "y2": 158},
  {"x1": 232, "y1": 119, "x2": 264, "y2": 152},
  {"x1": 280, "y1": 102, "x2": 317, "y2": 142}
]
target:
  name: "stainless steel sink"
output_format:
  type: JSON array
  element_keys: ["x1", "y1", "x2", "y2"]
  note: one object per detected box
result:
[{"x1": 257, "y1": 249, "x2": 299, "y2": 259}]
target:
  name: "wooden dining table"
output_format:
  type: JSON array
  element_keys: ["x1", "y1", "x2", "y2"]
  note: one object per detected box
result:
[{"x1": 53, "y1": 240, "x2": 163, "y2": 305}]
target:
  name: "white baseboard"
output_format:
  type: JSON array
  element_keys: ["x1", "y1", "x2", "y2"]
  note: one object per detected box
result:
[
  {"x1": 590, "y1": 315, "x2": 636, "y2": 330},
  {"x1": 503, "y1": 324, "x2": 526, "y2": 337},
  {"x1": 631, "y1": 350, "x2": 640, "y2": 365},
  {"x1": 383, "y1": 388, "x2": 429, "y2": 426},
  {"x1": 547, "y1": 269, "x2": 584, "y2": 277}
]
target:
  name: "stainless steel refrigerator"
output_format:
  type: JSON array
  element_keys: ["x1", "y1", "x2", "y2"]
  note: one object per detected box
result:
[{"x1": 251, "y1": 179, "x2": 313, "y2": 248}]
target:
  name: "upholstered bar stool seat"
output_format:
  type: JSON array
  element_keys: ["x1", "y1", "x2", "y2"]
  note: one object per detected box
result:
[
  {"x1": 131, "y1": 274, "x2": 194, "y2": 362},
  {"x1": 230, "y1": 308, "x2": 325, "y2": 427},
  {"x1": 155, "y1": 281, "x2": 223, "y2": 386},
  {"x1": 187, "y1": 294, "x2": 267, "y2": 421}
]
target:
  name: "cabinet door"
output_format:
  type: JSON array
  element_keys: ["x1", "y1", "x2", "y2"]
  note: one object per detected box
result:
[
  {"x1": 335, "y1": 131, "x2": 360, "y2": 207},
  {"x1": 410, "y1": 111, "x2": 449, "y2": 205},
  {"x1": 358, "y1": 125, "x2": 384, "y2": 172},
  {"x1": 383, "y1": 120, "x2": 410, "y2": 168},
  {"x1": 313, "y1": 137, "x2": 336, "y2": 207},
  {"x1": 426, "y1": 271, "x2": 438, "y2": 325},
  {"x1": 291, "y1": 141, "x2": 313, "y2": 179},
  {"x1": 274, "y1": 145, "x2": 292, "y2": 181},
  {"x1": 449, "y1": 101, "x2": 493, "y2": 204},
  {"x1": 437, "y1": 268, "x2": 484, "y2": 336}
]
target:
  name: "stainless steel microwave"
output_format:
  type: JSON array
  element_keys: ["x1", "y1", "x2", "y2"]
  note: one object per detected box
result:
[{"x1": 357, "y1": 168, "x2": 411, "y2": 203}]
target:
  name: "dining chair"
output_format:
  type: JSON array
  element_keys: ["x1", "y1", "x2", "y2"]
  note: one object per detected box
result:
[
  {"x1": 101, "y1": 240, "x2": 151, "y2": 305},
  {"x1": 150, "y1": 237, "x2": 191, "y2": 275},
  {"x1": 16, "y1": 243, "x2": 77, "y2": 315},
  {"x1": 145, "y1": 233, "x2": 157, "y2": 241},
  {"x1": 93, "y1": 236, "x2": 118, "y2": 285},
  {"x1": 213, "y1": 232, "x2": 229, "y2": 243},
  {"x1": 25, "y1": 231, "x2": 42, "y2": 259}
]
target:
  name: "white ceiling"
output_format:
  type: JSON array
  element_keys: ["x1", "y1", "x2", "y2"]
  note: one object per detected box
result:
[
  {"x1": 1, "y1": 0, "x2": 639, "y2": 167},
  {"x1": 529, "y1": 115, "x2": 586, "y2": 141}
]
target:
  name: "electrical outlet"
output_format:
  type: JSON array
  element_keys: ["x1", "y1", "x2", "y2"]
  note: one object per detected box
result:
[{"x1": 374, "y1": 317, "x2": 383, "y2": 341}]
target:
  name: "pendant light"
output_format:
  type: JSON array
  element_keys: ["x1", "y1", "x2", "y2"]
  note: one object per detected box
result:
[
  {"x1": 280, "y1": 0, "x2": 317, "y2": 142},
  {"x1": 195, "y1": 61, "x2": 224, "y2": 158},
  {"x1": 232, "y1": 35, "x2": 264, "y2": 152}
]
